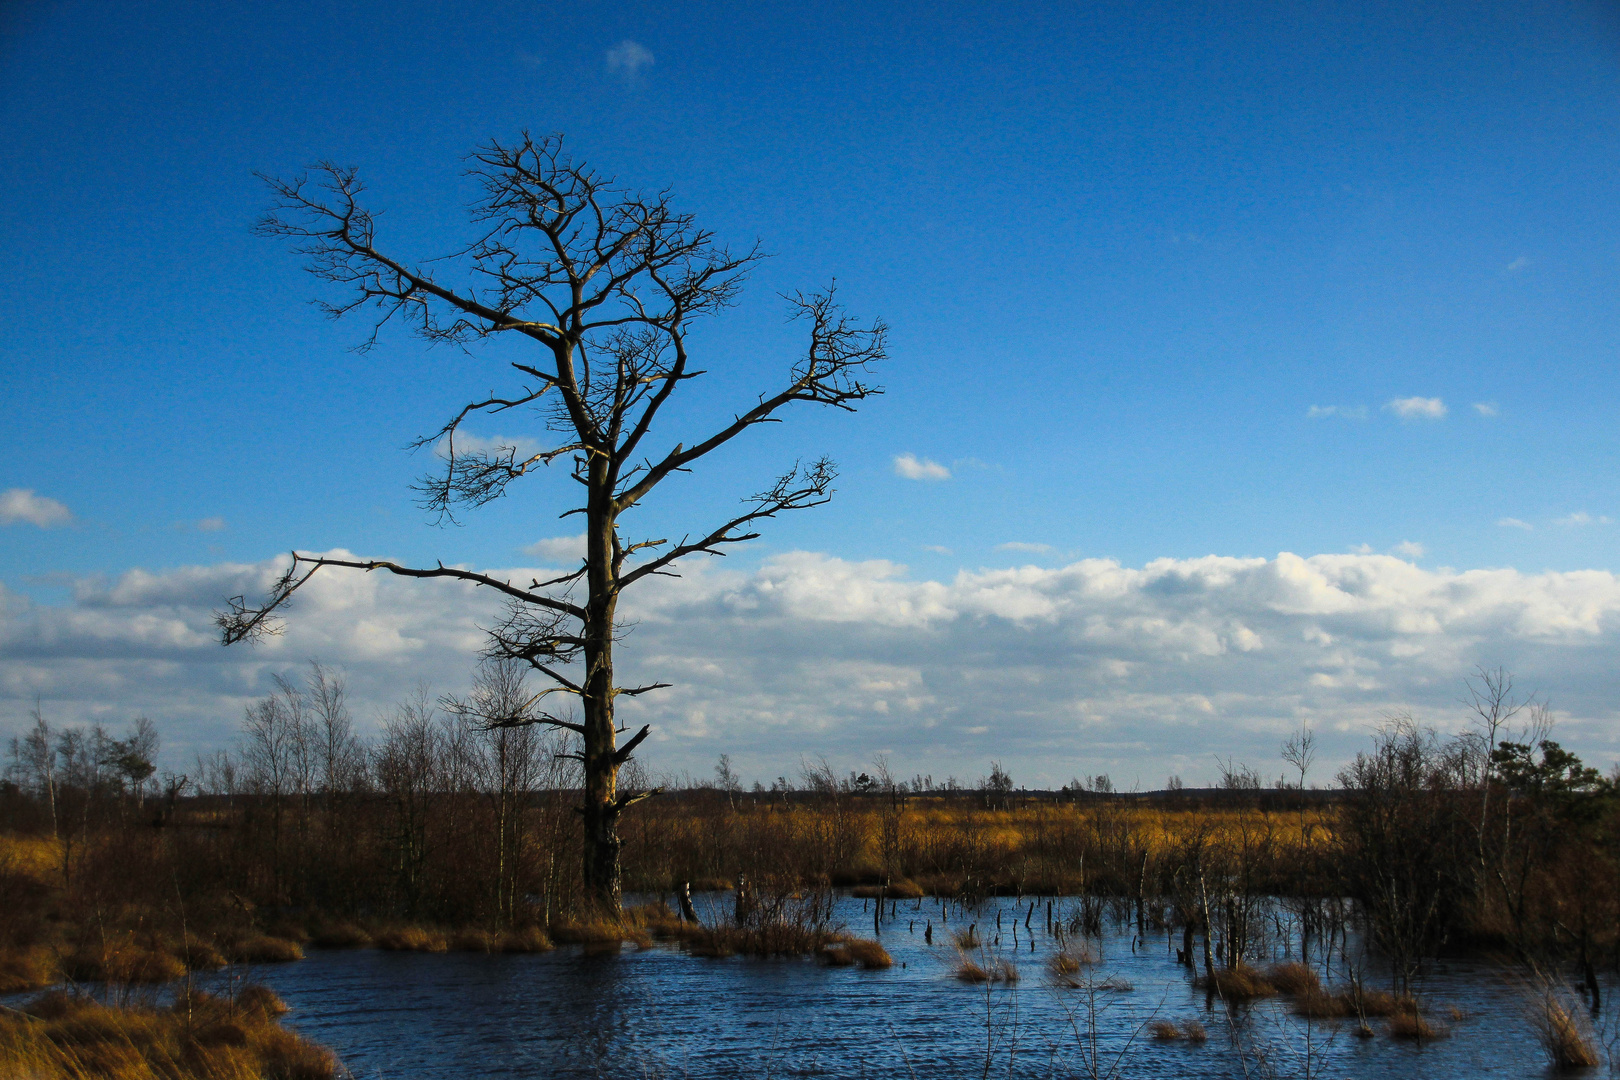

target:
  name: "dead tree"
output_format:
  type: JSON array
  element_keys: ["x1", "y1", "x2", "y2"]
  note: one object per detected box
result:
[{"x1": 217, "y1": 133, "x2": 885, "y2": 912}]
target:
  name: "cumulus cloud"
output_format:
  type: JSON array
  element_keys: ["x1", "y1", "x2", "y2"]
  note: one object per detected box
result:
[
  {"x1": 1306, "y1": 405, "x2": 1367, "y2": 420},
  {"x1": 1556, "y1": 512, "x2": 1612, "y2": 528},
  {"x1": 605, "y1": 40, "x2": 654, "y2": 78},
  {"x1": 1473, "y1": 402, "x2": 1499, "y2": 418},
  {"x1": 522, "y1": 534, "x2": 587, "y2": 561},
  {"x1": 1498, "y1": 518, "x2": 1534, "y2": 531},
  {"x1": 1392, "y1": 541, "x2": 1425, "y2": 559},
  {"x1": 8, "y1": 549, "x2": 1620, "y2": 786},
  {"x1": 1, "y1": 489, "x2": 72, "y2": 528},
  {"x1": 997, "y1": 542, "x2": 1052, "y2": 554},
  {"x1": 893, "y1": 454, "x2": 951, "y2": 481},
  {"x1": 1387, "y1": 397, "x2": 1447, "y2": 420}
]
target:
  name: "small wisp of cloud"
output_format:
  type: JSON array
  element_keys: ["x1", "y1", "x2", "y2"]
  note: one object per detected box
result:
[
  {"x1": 1498, "y1": 517, "x2": 1534, "y2": 531},
  {"x1": 1306, "y1": 405, "x2": 1368, "y2": 420},
  {"x1": 1, "y1": 488, "x2": 72, "y2": 528},
  {"x1": 523, "y1": 534, "x2": 588, "y2": 561},
  {"x1": 1392, "y1": 540, "x2": 1425, "y2": 559},
  {"x1": 1472, "y1": 402, "x2": 1500, "y2": 418},
  {"x1": 997, "y1": 541, "x2": 1052, "y2": 554},
  {"x1": 605, "y1": 40, "x2": 654, "y2": 79},
  {"x1": 1504, "y1": 256, "x2": 1531, "y2": 274},
  {"x1": 893, "y1": 453, "x2": 951, "y2": 481},
  {"x1": 1387, "y1": 396, "x2": 1447, "y2": 420},
  {"x1": 1555, "y1": 512, "x2": 1613, "y2": 528}
]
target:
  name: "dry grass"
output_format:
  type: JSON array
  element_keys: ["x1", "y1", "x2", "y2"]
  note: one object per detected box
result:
[
  {"x1": 850, "y1": 880, "x2": 924, "y2": 899},
  {"x1": 823, "y1": 938, "x2": 893, "y2": 969},
  {"x1": 64, "y1": 942, "x2": 187, "y2": 985},
  {"x1": 1387, "y1": 1010, "x2": 1446, "y2": 1040},
  {"x1": 498, "y1": 926, "x2": 554, "y2": 953},
  {"x1": 0, "y1": 946, "x2": 59, "y2": 993},
  {"x1": 0, "y1": 987, "x2": 336, "y2": 1080},
  {"x1": 1182, "y1": 1019, "x2": 1207, "y2": 1042},
  {"x1": 1194, "y1": 964, "x2": 1275, "y2": 999},
  {"x1": 373, "y1": 928, "x2": 449, "y2": 953},
  {"x1": 1264, "y1": 962, "x2": 1320, "y2": 996},
  {"x1": 1531, "y1": 987, "x2": 1600, "y2": 1070},
  {"x1": 222, "y1": 936, "x2": 304, "y2": 964},
  {"x1": 1048, "y1": 943, "x2": 1098, "y2": 977},
  {"x1": 956, "y1": 954, "x2": 1018, "y2": 983},
  {"x1": 1148, "y1": 1019, "x2": 1183, "y2": 1041}
]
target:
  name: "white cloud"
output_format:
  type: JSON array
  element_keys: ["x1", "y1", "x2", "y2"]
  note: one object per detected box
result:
[
  {"x1": 0, "y1": 489, "x2": 72, "y2": 528},
  {"x1": 521, "y1": 534, "x2": 587, "y2": 562},
  {"x1": 1555, "y1": 512, "x2": 1612, "y2": 528},
  {"x1": 996, "y1": 542, "x2": 1052, "y2": 554},
  {"x1": 605, "y1": 40, "x2": 654, "y2": 78},
  {"x1": 1504, "y1": 256, "x2": 1530, "y2": 273},
  {"x1": 11, "y1": 549, "x2": 1620, "y2": 786},
  {"x1": 1306, "y1": 405, "x2": 1367, "y2": 420},
  {"x1": 434, "y1": 432, "x2": 544, "y2": 462},
  {"x1": 1392, "y1": 541, "x2": 1425, "y2": 559},
  {"x1": 1498, "y1": 518, "x2": 1533, "y2": 531},
  {"x1": 1472, "y1": 402, "x2": 1499, "y2": 418},
  {"x1": 198, "y1": 517, "x2": 226, "y2": 532},
  {"x1": 893, "y1": 453, "x2": 951, "y2": 481},
  {"x1": 922, "y1": 545, "x2": 953, "y2": 555},
  {"x1": 1387, "y1": 397, "x2": 1447, "y2": 420}
]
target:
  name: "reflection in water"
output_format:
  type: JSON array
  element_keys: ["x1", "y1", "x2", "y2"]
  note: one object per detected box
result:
[{"x1": 215, "y1": 895, "x2": 1571, "y2": 1077}]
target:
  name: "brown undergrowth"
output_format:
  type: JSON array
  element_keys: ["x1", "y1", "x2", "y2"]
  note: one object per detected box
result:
[{"x1": 0, "y1": 986, "x2": 337, "y2": 1080}]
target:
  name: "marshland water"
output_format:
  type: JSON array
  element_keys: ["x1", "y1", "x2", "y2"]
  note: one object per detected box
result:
[{"x1": 196, "y1": 893, "x2": 1575, "y2": 1079}]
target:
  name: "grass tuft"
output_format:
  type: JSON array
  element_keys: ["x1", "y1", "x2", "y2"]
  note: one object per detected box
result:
[
  {"x1": 310, "y1": 923, "x2": 371, "y2": 949},
  {"x1": 1264, "y1": 962, "x2": 1320, "y2": 996},
  {"x1": 224, "y1": 936, "x2": 304, "y2": 964},
  {"x1": 1531, "y1": 987, "x2": 1600, "y2": 1070},
  {"x1": 373, "y1": 928, "x2": 449, "y2": 953},
  {"x1": 823, "y1": 938, "x2": 893, "y2": 969},
  {"x1": 1194, "y1": 964, "x2": 1275, "y2": 999}
]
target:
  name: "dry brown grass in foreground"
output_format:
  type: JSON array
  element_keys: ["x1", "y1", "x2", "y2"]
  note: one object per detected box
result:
[{"x1": 0, "y1": 986, "x2": 336, "y2": 1080}]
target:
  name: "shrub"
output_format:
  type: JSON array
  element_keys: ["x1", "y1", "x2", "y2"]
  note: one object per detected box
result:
[{"x1": 499, "y1": 926, "x2": 554, "y2": 953}]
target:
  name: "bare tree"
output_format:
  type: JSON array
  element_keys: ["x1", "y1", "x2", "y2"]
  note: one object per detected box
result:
[
  {"x1": 217, "y1": 133, "x2": 885, "y2": 911},
  {"x1": 1281, "y1": 724, "x2": 1316, "y2": 790}
]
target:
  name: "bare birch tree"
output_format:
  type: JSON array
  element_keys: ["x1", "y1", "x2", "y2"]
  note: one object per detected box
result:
[{"x1": 217, "y1": 133, "x2": 886, "y2": 911}]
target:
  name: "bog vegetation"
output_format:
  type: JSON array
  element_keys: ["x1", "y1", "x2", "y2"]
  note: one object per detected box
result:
[{"x1": 2, "y1": 664, "x2": 1615, "y2": 1042}]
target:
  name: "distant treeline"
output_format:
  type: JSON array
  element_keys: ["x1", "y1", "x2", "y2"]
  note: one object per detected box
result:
[{"x1": 3, "y1": 663, "x2": 1617, "y2": 995}]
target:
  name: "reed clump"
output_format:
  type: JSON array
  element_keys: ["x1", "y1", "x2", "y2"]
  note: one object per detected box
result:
[
  {"x1": 221, "y1": 935, "x2": 304, "y2": 964},
  {"x1": 2, "y1": 987, "x2": 337, "y2": 1080},
  {"x1": 498, "y1": 926, "x2": 554, "y2": 953},
  {"x1": 822, "y1": 938, "x2": 892, "y2": 969},
  {"x1": 1148, "y1": 1019, "x2": 1182, "y2": 1041},
  {"x1": 1531, "y1": 988, "x2": 1599, "y2": 1069},
  {"x1": 1387, "y1": 1009, "x2": 1446, "y2": 1040},
  {"x1": 373, "y1": 927, "x2": 449, "y2": 953},
  {"x1": 955, "y1": 954, "x2": 1018, "y2": 983},
  {"x1": 1263, "y1": 962, "x2": 1319, "y2": 996},
  {"x1": 1194, "y1": 964, "x2": 1275, "y2": 999}
]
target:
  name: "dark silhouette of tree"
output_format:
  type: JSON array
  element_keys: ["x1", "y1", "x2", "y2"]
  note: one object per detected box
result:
[{"x1": 217, "y1": 133, "x2": 885, "y2": 912}]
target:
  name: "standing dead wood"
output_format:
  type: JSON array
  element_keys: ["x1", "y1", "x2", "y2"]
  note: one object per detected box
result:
[{"x1": 218, "y1": 133, "x2": 885, "y2": 912}]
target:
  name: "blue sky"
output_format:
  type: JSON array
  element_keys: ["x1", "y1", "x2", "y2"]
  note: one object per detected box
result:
[{"x1": 4, "y1": 1, "x2": 1620, "y2": 784}]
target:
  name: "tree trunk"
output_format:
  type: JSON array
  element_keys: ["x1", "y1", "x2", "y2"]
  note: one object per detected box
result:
[{"x1": 581, "y1": 464, "x2": 623, "y2": 913}]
